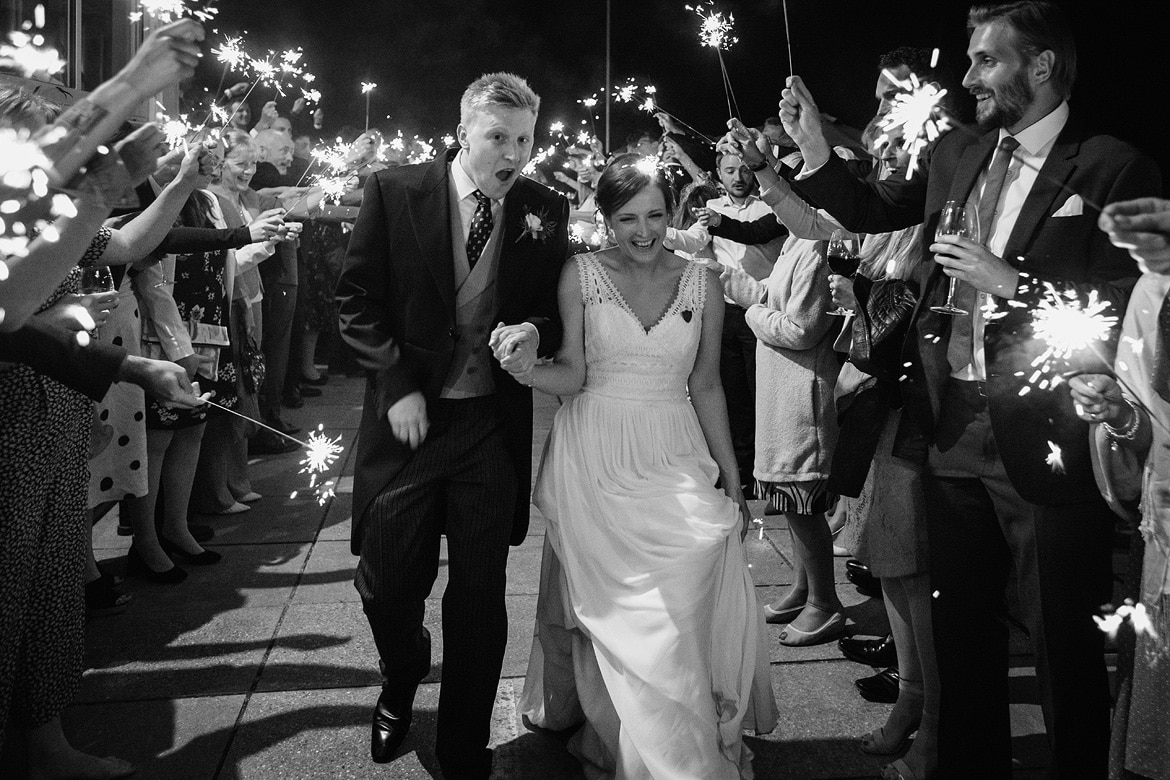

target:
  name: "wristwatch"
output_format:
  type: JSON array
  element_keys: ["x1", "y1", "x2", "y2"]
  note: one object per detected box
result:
[{"x1": 747, "y1": 158, "x2": 769, "y2": 172}]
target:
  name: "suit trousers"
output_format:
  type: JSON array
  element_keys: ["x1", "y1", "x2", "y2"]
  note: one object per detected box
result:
[
  {"x1": 720, "y1": 302, "x2": 757, "y2": 485},
  {"x1": 354, "y1": 396, "x2": 516, "y2": 779},
  {"x1": 260, "y1": 282, "x2": 297, "y2": 420},
  {"x1": 925, "y1": 379, "x2": 1113, "y2": 779}
]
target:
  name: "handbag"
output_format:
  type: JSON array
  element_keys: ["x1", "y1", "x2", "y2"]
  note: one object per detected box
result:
[{"x1": 849, "y1": 277, "x2": 916, "y2": 380}]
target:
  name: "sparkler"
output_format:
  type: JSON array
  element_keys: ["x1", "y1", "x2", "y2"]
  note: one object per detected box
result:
[
  {"x1": 876, "y1": 70, "x2": 952, "y2": 180},
  {"x1": 687, "y1": 1, "x2": 740, "y2": 118},
  {"x1": 203, "y1": 400, "x2": 344, "y2": 505},
  {"x1": 781, "y1": 0, "x2": 794, "y2": 76},
  {"x1": 0, "y1": 29, "x2": 66, "y2": 79},
  {"x1": 0, "y1": 128, "x2": 72, "y2": 260},
  {"x1": 129, "y1": 0, "x2": 218, "y2": 25},
  {"x1": 1044, "y1": 441, "x2": 1065, "y2": 474},
  {"x1": 362, "y1": 82, "x2": 377, "y2": 132}
]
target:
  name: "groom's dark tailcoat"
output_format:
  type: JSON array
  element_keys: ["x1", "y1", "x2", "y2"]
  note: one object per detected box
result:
[
  {"x1": 336, "y1": 147, "x2": 568, "y2": 776},
  {"x1": 794, "y1": 118, "x2": 1160, "y2": 779}
]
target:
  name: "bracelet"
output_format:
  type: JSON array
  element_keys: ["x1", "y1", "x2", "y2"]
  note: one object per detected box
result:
[
  {"x1": 747, "y1": 158, "x2": 768, "y2": 172},
  {"x1": 1102, "y1": 397, "x2": 1142, "y2": 441}
]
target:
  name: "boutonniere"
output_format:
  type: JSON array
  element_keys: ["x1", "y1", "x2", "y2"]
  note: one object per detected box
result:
[{"x1": 517, "y1": 206, "x2": 556, "y2": 244}]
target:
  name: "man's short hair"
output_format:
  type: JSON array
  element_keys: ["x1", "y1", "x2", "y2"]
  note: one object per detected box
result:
[
  {"x1": 459, "y1": 72, "x2": 540, "y2": 126},
  {"x1": 715, "y1": 150, "x2": 743, "y2": 169},
  {"x1": 878, "y1": 46, "x2": 934, "y2": 78},
  {"x1": 968, "y1": 1, "x2": 1076, "y2": 99}
]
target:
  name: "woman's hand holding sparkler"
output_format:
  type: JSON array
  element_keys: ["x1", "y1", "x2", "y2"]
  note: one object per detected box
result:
[
  {"x1": 1069, "y1": 373, "x2": 1129, "y2": 426},
  {"x1": 930, "y1": 234, "x2": 1018, "y2": 298},
  {"x1": 778, "y1": 76, "x2": 831, "y2": 171},
  {"x1": 1099, "y1": 197, "x2": 1170, "y2": 274},
  {"x1": 722, "y1": 118, "x2": 768, "y2": 170},
  {"x1": 247, "y1": 208, "x2": 288, "y2": 243}
]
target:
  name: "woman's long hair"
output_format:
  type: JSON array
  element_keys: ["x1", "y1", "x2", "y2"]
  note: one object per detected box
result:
[{"x1": 858, "y1": 223, "x2": 924, "y2": 282}]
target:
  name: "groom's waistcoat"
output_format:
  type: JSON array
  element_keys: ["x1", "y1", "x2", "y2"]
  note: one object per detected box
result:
[{"x1": 440, "y1": 181, "x2": 504, "y2": 399}]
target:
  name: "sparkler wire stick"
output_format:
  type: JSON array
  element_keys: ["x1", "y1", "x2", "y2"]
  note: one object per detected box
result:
[
  {"x1": 204, "y1": 398, "x2": 304, "y2": 446},
  {"x1": 781, "y1": 0, "x2": 794, "y2": 76},
  {"x1": 716, "y1": 49, "x2": 740, "y2": 118}
]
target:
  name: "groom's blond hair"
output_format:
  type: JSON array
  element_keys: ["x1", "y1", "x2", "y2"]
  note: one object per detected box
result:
[{"x1": 459, "y1": 72, "x2": 540, "y2": 126}]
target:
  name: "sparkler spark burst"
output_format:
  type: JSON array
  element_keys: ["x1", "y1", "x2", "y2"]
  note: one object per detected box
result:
[
  {"x1": 1095, "y1": 600, "x2": 1159, "y2": 642},
  {"x1": 0, "y1": 128, "x2": 71, "y2": 259},
  {"x1": 0, "y1": 30, "x2": 66, "y2": 78},
  {"x1": 687, "y1": 2, "x2": 738, "y2": 49},
  {"x1": 213, "y1": 35, "x2": 248, "y2": 71},
  {"x1": 876, "y1": 70, "x2": 952, "y2": 180},
  {"x1": 1031, "y1": 285, "x2": 1118, "y2": 364},
  {"x1": 361, "y1": 81, "x2": 377, "y2": 94},
  {"x1": 130, "y1": 0, "x2": 218, "y2": 24},
  {"x1": 1045, "y1": 441, "x2": 1065, "y2": 474},
  {"x1": 299, "y1": 425, "x2": 344, "y2": 475}
]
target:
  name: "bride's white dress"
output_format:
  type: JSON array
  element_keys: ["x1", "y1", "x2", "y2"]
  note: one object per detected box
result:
[{"x1": 520, "y1": 253, "x2": 778, "y2": 780}]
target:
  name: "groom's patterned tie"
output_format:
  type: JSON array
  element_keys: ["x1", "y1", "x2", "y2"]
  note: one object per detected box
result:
[{"x1": 466, "y1": 189, "x2": 493, "y2": 270}]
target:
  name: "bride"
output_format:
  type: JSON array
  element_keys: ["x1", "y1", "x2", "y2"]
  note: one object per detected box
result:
[{"x1": 493, "y1": 154, "x2": 777, "y2": 779}]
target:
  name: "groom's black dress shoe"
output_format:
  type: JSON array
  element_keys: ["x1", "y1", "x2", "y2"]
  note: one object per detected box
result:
[
  {"x1": 855, "y1": 666, "x2": 900, "y2": 703},
  {"x1": 839, "y1": 634, "x2": 897, "y2": 667},
  {"x1": 371, "y1": 681, "x2": 420, "y2": 763}
]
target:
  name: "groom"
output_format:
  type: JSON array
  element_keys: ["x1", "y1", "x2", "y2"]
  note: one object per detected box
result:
[{"x1": 336, "y1": 72, "x2": 569, "y2": 778}]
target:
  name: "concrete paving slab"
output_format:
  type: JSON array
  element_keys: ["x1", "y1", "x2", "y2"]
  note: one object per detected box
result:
[
  {"x1": 80, "y1": 606, "x2": 285, "y2": 702},
  {"x1": 63, "y1": 694, "x2": 246, "y2": 780},
  {"x1": 317, "y1": 493, "x2": 352, "y2": 541},
  {"x1": 260, "y1": 596, "x2": 540, "y2": 693},
  {"x1": 99, "y1": 543, "x2": 312, "y2": 611},
  {"x1": 195, "y1": 494, "x2": 326, "y2": 544}
]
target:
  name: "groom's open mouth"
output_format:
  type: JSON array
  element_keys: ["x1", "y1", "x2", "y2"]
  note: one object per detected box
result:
[{"x1": 496, "y1": 167, "x2": 516, "y2": 183}]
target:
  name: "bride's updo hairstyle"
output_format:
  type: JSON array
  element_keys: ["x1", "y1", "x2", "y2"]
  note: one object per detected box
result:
[{"x1": 595, "y1": 153, "x2": 675, "y2": 220}]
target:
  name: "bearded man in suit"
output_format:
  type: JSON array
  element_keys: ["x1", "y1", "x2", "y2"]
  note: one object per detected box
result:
[{"x1": 778, "y1": 2, "x2": 1160, "y2": 778}]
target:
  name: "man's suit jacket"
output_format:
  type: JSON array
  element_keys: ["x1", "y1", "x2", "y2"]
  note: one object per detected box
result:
[
  {"x1": 336, "y1": 149, "x2": 569, "y2": 551},
  {"x1": 795, "y1": 117, "x2": 1161, "y2": 505}
]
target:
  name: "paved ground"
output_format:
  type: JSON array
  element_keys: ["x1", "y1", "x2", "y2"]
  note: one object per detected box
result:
[{"x1": 68, "y1": 373, "x2": 1084, "y2": 779}]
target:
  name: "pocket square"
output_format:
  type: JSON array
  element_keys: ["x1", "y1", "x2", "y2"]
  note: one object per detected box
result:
[{"x1": 1051, "y1": 194, "x2": 1083, "y2": 217}]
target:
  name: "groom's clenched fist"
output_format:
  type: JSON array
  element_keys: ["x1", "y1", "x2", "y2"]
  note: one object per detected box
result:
[{"x1": 387, "y1": 391, "x2": 428, "y2": 450}]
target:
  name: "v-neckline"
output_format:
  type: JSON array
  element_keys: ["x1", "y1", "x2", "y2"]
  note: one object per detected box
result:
[{"x1": 593, "y1": 254, "x2": 691, "y2": 334}]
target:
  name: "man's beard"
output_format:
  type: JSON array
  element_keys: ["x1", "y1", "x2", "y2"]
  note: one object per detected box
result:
[{"x1": 976, "y1": 67, "x2": 1034, "y2": 129}]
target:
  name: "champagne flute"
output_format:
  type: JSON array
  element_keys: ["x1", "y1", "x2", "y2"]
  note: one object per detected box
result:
[
  {"x1": 930, "y1": 200, "x2": 981, "y2": 315},
  {"x1": 79, "y1": 265, "x2": 115, "y2": 338},
  {"x1": 825, "y1": 228, "x2": 862, "y2": 316}
]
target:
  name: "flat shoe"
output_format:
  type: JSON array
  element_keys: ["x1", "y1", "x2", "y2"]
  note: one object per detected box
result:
[
  {"x1": 779, "y1": 611, "x2": 846, "y2": 647},
  {"x1": 212, "y1": 501, "x2": 250, "y2": 515},
  {"x1": 763, "y1": 601, "x2": 806, "y2": 624},
  {"x1": 855, "y1": 667, "x2": 900, "y2": 703},
  {"x1": 239, "y1": 491, "x2": 263, "y2": 503},
  {"x1": 159, "y1": 535, "x2": 222, "y2": 565},
  {"x1": 860, "y1": 719, "x2": 919, "y2": 755},
  {"x1": 882, "y1": 758, "x2": 924, "y2": 780}
]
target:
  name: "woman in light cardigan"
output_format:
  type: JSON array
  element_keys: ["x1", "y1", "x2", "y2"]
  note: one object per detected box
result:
[{"x1": 716, "y1": 141, "x2": 851, "y2": 647}]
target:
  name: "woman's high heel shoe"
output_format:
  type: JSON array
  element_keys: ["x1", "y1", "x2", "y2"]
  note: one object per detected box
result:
[
  {"x1": 126, "y1": 545, "x2": 188, "y2": 584},
  {"x1": 158, "y1": 535, "x2": 222, "y2": 565}
]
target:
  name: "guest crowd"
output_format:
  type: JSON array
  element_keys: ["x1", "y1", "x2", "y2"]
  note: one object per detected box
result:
[{"x1": 1, "y1": 1, "x2": 1169, "y2": 779}]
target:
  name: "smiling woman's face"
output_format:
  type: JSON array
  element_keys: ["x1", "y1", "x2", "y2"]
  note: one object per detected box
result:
[
  {"x1": 606, "y1": 183, "x2": 669, "y2": 264},
  {"x1": 220, "y1": 145, "x2": 257, "y2": 192}
]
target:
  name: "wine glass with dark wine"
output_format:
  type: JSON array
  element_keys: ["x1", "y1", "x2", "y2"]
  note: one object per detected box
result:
[
  {"x1": 930, "y1": 200, "x2": 981, "y2": 316},
  {"x1": 825, "y1": 228, "x2": 862, "y2": 316},
  {"x1": 79, "y1": 265, "x2": 115, "y2": 338}
]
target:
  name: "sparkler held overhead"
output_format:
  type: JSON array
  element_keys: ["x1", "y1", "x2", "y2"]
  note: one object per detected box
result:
[
  {"x1": 361, "y1": 81, "x2": 377, "y2": 131},
  {"x1": 686, "y1": 1, "x2": 740, "y2": 118}
]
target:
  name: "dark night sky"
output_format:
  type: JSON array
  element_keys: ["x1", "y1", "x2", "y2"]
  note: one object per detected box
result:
[{"x1": 205, "y1": 0, "x2": 1169, "y2": 187}]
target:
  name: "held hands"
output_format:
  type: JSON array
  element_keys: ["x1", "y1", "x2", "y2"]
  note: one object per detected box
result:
[
  {"x1": 1069, "y1": 373, "x2": 1128, "y2": 426},
  {"x1": 930, "y1": 234, "x2": 1018, "y2": 298},
  {"x1": 828, "y1": 275, "x2": 858, "y2": 311},
  {"x1": 489, "y1": 322, "x2": 540, "y2": 382},
  {"x1": 692, "y1": 207, "x2": 721, "y2": 228},
  {"x1": 1099, "y1": 197, "x2": 1170, "y2": 274},
  {"x1": 386, "y1": 391, "x2": 428, "y2": 449}
]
